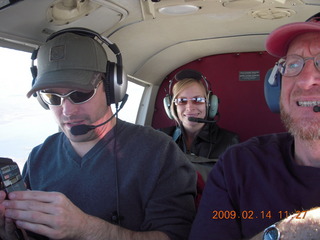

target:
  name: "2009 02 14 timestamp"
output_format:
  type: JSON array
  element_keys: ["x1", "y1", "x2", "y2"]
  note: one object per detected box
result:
[{"x1": 212, "y1": 210, "x2": 308, "y2": 220}]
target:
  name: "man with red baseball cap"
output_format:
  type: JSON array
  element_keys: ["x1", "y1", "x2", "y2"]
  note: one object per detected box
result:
[{"x1": 189, "y1": 12, "x2": 320, "y2": 240}]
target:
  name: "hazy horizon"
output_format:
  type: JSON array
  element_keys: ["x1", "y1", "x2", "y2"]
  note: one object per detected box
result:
[{"x1": 0, "y1": 47, "x2": 58, "y2": 170}]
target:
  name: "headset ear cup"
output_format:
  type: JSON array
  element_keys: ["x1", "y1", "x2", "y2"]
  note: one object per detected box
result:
[
  {"x1": 113, "y1": 64, "x2": 127, "y2": 104},
  {"x1": 36, "y1": 93, "x2": 49, "y2": 110},
  {"x1": 264, "y1": 66, "x2": 281, "y2": 113},
  {"x1": 163, "y1": 95, "x2": 174, "y2": 120},
  {"x1": 105, "y1": 61, "x2": 114, "y2": 105},
  {"x1": 105, "y1": 61, "x2": 127, "y2": 105},
  {"x1": 30, "y1": 49, "x2": 49, "y2": 109},
  {"x1": 207, "y1": 93, "x2": 218, "y2": 119}
]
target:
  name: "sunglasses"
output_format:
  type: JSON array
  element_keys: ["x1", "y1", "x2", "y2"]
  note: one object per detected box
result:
[
  {"x1": 278, "y1": 54, "x2": 320, "y2": 77},
  {"x1": 39, "y1": 82, "x2": 102, "y2": 106},
  {"x1": 174, "y1": 97, "x2": 206, "y2": 105}
]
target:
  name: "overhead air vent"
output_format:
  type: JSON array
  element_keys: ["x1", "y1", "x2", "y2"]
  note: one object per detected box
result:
[
  {"x1": 47, "y1": 0, "x2": 100, "y2": 25},
  {"x1": 47, "y1": 0, "x2": 128, "y2": 28},
  {"x1": 250, "y1": 8, "x2": 296, "y2": 20}
]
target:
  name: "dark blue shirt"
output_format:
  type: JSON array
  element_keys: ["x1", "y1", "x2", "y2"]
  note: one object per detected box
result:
[
  {"x1": 189, "y1": 132, "x2": 320, "y2": 239},
  {"x1": 23, "y1": 120, "x2": 197, "y2": 240}
]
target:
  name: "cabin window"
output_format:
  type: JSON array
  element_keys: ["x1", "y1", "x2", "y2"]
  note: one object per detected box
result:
[
  {"x1": 111, "y1": 81, "x2": 145, "y2": 124},
  {"x1": 0, "y1": 47, "x2": 58, "y2": 169},
  {"x1": 0, "y1": 47, "x2": 144, "y2": 169}
]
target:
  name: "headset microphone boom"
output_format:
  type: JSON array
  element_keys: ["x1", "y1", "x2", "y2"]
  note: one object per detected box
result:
[{"x1": 71, "y1": 94, "x2": 128, "y2": 135}]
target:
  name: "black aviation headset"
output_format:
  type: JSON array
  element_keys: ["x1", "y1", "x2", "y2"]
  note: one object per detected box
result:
[
  {"x1": 30, "y1": 27, "x2": 127, "y2": 110},
  {"x1": 163, "y1": 69, "x2": 219, "y2": 121},
  {"x1": 30, "y1": 29, "x2": 128, "y2": 225}
]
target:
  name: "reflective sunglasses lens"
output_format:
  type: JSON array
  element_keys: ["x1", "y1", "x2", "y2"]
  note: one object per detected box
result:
[
  {"x1": 175, "y1": 97, "x2": 205, "y2": 105},
  {"x1": 194, "y1": 97, "x2": 206, "y2": 104},
  {"x1": 69, "y1": 90, "x2": 95, "y2": 104},
  {"x1": 39, "y1": 89, "x2": 95, "y2": 106},
  {"x1": 40, "y1": 93, "x2": 61, "y2": 105},
  {"x1": 175, "y1": 98, "x2": 187, "y2": 105}
]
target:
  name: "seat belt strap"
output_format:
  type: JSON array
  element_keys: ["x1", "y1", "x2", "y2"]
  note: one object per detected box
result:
[{"x1": 172, "y1": 128, "x2": 181, "y2": 142}]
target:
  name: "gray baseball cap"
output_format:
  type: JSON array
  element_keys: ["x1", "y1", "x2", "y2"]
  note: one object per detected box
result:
[{"x1": 27, "y1": 32, "x2": 108, "y2": 98}]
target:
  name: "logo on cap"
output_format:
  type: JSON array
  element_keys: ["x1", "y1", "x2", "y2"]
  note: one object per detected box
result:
[{"x1": 50, "y1": 45, "x2": 65, "y2": 62}]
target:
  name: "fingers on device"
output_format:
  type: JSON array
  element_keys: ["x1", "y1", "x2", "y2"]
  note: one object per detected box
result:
[
  {"x1": 0, "y1": 158, "x2": 26, "y2": 240},
  {"x1": 0, "y1": 157, "x2": 26, "y2": 194}
]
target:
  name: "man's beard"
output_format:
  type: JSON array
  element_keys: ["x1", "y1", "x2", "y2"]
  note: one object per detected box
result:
[{"x1": 280, "y1": 102, "x2": 320, "y2": 141}]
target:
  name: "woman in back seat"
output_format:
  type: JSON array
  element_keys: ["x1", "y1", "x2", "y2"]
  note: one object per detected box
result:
[{"x1": 160, "y1": 69, "x2": 239, "y2": 207}]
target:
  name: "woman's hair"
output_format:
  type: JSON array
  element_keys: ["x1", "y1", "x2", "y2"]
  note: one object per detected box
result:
[{"x1": 170, "y1": 78, "x2": 208, "y2": 123}]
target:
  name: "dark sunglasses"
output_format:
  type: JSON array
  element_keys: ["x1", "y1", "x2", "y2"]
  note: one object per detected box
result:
[
  {"x1": 39, "y1": 82, "x2": 101, "y2": 106},
  {"x1": 174, "y1": 97, "x2": 206, "y2": 105}
]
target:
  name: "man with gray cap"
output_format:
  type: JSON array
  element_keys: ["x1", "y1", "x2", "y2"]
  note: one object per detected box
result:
[
  {"x1": 189, "y1": 13, "x2": 320, "y2": 240},
  {"x1": 0, "y1": 28, "x2": 196, "y2": 240}
]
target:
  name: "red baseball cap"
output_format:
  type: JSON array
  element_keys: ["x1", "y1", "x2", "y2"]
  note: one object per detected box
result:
[{"x1": 266, "y1": 12, "x2": 320, "y2": 58}]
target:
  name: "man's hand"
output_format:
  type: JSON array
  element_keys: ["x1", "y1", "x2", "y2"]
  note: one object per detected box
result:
[
  {"x1": 3, "y1": 191, "x2": 88, "y2": 239},
  {"x1": 0, "y1": 190, "x2": 27, "y2": 240},
  {"x1": 2, "y1": 191, "x2": 170, "y2": 240},
  {"x1": 250, "y1": 207, "x2": 320, "y2": 240},
  {"x1": 277, "y1": 207, "x2": 320, "y2": 240}
]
